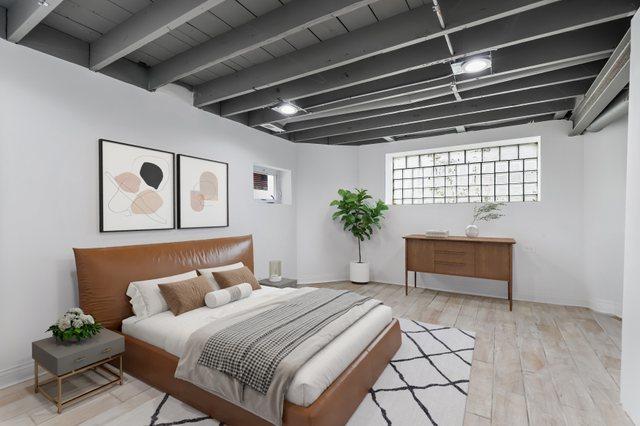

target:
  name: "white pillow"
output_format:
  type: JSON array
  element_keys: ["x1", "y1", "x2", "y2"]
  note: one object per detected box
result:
[
  {"x1": 126, "y1": 270, "x2": 198, "y2": 318},
  {"x1": 205, "y1": 283, "x2": 253, "y2": 308},
  {"x1": 197, "y1": 262, "x2": 244, "y2": 290}
]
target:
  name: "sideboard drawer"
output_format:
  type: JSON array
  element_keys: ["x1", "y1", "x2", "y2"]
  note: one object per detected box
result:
[
  {"x1": 434, "y1": 241, "x2": 474, "y2": 265},
  {"x1": 434, "y1": 260, "x2": 475, "y2": 276}
]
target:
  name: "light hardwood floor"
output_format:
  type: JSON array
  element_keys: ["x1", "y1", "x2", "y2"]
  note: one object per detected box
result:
[{"x1": 0, "y1": 282, "x2": 628, "y2": 425}]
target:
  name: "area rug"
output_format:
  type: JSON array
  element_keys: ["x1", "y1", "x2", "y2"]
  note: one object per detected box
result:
[{"x1": 108, "y1": 318, "x2": 475, "y2": 426}]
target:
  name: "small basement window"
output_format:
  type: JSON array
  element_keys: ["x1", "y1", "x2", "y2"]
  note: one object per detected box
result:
[{"x1": 253, "y1": 165, "x2": 292, "y2": 204}]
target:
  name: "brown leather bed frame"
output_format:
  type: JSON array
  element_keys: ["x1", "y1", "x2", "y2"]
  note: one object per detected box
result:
[{"x1": 73, "y1": 235, "x2": 401, "y2": 426}]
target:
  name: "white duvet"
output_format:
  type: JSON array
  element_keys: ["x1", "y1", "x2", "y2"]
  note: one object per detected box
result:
[{"x1": 122, "y1": 286, "x2": 392, "y2": 407}]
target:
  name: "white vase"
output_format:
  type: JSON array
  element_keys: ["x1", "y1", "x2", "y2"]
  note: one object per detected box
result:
[
  {"x1": 350, "y1": 261, "x2": 370, "y2": 284},
  {"x1": 465, "y1": 224, "x2": 479, "y2": 238}
]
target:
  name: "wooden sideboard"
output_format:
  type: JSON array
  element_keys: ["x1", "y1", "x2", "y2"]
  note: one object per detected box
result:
[{"x1": 404, "y1": 235, "x2": 516, "y2": 310}]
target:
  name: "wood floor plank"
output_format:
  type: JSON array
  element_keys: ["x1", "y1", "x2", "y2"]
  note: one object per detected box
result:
[
  {"x1": 466, "y1": 360, "x2": 493, "y2": 419},
  {"x1": 464, "y1": 411, "x2": 491, "y2": 426},
  {"x1": 591, "y1": 311, "x2": 622, "y2": 351},
  {"x1": 491, "y1": 390, "x2": 528, "y2": 426}
]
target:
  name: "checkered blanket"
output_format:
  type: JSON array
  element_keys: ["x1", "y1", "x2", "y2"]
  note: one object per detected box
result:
[{"x1": 196, "y1": 288, "x2": 373, "y2": 394}]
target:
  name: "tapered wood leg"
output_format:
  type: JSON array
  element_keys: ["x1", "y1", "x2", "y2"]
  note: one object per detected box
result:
[
  {"x1": 405, "y1": 269, "x2": 408, "y2": 295},
  {"x1": 414, "y1": 271, "x2": 417, "y2": 288},
  {"x1": 508, "y1": 280, "x2": 513, "y2": 311}
]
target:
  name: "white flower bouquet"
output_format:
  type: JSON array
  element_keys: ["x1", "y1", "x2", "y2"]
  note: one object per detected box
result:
[{"x1": 47, "y1": 308, "x2": 102, "y2": 342}]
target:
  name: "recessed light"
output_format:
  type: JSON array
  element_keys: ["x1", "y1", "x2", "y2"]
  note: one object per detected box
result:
[
  {"x1": 38, "y1": 0, "x2": 49, "y2": 6},
  {"x1": 272, "y1": 102, "x2": 300, "y2": 116},
  {"x1": 450, "y1": 55, "x2": 492, "y2": 75},
  {"x1": 462, "y1": 57, "x2": 491, "y2": 73}
]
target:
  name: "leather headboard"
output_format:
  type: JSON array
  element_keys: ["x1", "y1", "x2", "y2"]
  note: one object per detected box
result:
[{"x1": 73, "y1": 235, "x2": 254, "y2": 330}]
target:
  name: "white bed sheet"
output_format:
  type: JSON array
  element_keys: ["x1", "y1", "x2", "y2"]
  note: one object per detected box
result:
[{"x1": 122, "y1": 286, "x2": 392, "y2": 407}]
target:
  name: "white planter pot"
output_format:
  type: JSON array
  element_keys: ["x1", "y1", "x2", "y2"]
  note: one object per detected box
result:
[
  {"x1": 350, "y1": 261, "x2": 370, "y2": 284},
  {"x1": 465, "y1": 224, "x2": 479, "y2": 238}
]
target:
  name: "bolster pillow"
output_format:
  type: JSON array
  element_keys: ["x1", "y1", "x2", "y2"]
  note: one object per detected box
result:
[{"x1": 205, "y1": 283, "x2": 253, "y2": 308}]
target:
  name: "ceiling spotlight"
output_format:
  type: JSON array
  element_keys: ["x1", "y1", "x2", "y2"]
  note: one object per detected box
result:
[
  {"x1": 451, "y1": 55, "x2": 492, "y2": 75},
  {"x1": 272, "y1": 102, "x2": 300, "y2": 116},
  {"x1": 38, "y1": 0, "x2": 49, "y2": 6},
  {"x1": 261, "y1": 123, "x2": 285, "y2": 133}
]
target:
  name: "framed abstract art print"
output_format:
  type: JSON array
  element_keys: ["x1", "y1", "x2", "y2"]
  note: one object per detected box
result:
[
  {"x1": 177, "y1": 154, "x2": 229, "y2": 229},
  {"x1": 99, "y1": 139, "x2": 175, "y2": 232}
]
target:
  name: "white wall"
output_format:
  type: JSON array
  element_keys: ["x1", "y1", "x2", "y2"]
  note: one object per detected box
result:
[
  {"x1": 356, "y1": 119, "x2": 627, "y2": 314},
  {"x1": 620, "y1": 13, "x2": 640, "y2": 425},
  {"x1": 0, "y1": 41, "x2": 298, "y2": 386},
  {"x1": 295, "y1": 144, "x2": 359, "y2": 283},
  {"x1": 583, "y1": 118, "x2": 628, "y2": 315}
]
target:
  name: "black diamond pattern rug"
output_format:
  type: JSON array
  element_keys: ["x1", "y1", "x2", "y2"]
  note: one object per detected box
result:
[{"x1": 113, "y1": 318, "x2": 474, "y2": 426}]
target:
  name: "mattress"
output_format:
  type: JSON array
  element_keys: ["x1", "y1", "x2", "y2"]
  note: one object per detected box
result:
[{"x1": 122, "y1": 286, "x2": 392, "y2": 407}]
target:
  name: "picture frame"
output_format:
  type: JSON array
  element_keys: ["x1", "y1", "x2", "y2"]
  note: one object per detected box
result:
[
  {"x1": 177, "y1": 154, "x2": 229, "y2": 229},
  {"x1": 99, "y1": 139, "x2": 175, "y2": 232}
]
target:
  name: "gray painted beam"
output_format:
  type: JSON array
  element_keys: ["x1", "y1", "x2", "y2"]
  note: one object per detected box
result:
[
  {"x1": 286, "y1": 65, "x2": 599, "y2": 138},
  {"x1": 148, "y1": 0, "x2": 376, "y2": 89},
  {"x1": 195, "y1": 0, "x2": 558, "y2": 106},
  {"x1": 292, "y1": 80, "x2": 590, "y2": 142},
  {"x1": 570, "y1": 29, "x2": 631, "y2": 135},
  {"x1": 90, "y1": 0, "x2": 226, "y2": 71},
  {"x1": 19, "y1": 24, "x2": 149, "y2": 90},
  {"x1": 214, "y1": 0, "x2": 637, "y2": 116},
  {"x1": 1, "y1": 7, "x2": 6, "y2": 40},
  {"x1": 7, "y1": 0, "x2": 62, "y2": 43},
  {"x1": 343, "y1": 114, "x2": 555, "y2": 146},
  {"x1": 263, "y1": 21, "x2": 626, "y2": 128},
  {"x1": 328, "y1": 98, "x2": 575, "y2": 144},
  {"x1": 247, "y1": 65, "x2": 454, "y2": 127}
]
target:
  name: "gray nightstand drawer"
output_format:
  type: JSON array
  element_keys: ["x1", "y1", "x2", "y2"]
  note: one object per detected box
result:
[{"x1": 32, "y1": 329, "x2": 124, "y2": 375}]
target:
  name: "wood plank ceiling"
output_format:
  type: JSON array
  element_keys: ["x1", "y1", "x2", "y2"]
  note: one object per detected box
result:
[{"x1": 1, "y1": 0, "x2": 637, "y2": 145}]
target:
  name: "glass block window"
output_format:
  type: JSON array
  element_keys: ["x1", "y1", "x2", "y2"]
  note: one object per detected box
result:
[{"x1": 389, "y1": 138, "x2": 540, "y2": 205}]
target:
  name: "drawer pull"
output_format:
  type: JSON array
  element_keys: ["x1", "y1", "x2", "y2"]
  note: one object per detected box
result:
[
  {"x1": 435, "y1": 261, "x2": 467, "y2": 266},
  {"x1": 75, "y1": 356, "x2": 86, "y2": 363},
  {"x1": 435, "y1": 250, "x2": 466, "y2": 255},
  {"x1": 102, "y1": 347, "x2": 112, "y2": 354}
]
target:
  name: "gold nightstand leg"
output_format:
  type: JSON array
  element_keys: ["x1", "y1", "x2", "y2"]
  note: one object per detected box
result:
[
  {"x1": 34, "y1": 361, "x2": 39, "y2": 393},
  {"x1": 119, "y1": 356, "x2": 123, "y2": 385},
  {"x1": 57, "y1": 377, "x2": 62, "y2": 414}
]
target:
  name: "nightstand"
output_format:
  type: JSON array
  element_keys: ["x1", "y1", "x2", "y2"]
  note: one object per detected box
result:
[
  {"x1": 32, "y1": 329, "x2": 124, "y2": 413},
  {"x1": 259, "y1": 277, "x2": 298, "y2": 288}
]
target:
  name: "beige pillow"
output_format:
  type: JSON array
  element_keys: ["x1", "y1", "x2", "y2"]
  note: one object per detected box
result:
[
  {"x1": 212, "y1": 266, "x2": 261, "y2": 291},
  {"x1": 197, "y1": 262, "x2": 244, "y2": 290},
  {"x1": 158, "y1": 275, "x2": 213, "y2": 316}
]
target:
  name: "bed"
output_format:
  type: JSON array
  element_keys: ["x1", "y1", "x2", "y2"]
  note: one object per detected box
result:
[{"x1": 74, "y1": 235, "x2": 401, "y2": 426}]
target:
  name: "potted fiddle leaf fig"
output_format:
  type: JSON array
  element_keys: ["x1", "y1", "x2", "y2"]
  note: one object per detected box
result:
[{"x1": 330, "y1": 189, "x2": 388, "y2": 284}]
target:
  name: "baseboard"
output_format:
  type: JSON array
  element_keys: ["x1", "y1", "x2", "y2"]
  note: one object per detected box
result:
[
  {"x1": 0, "y1": 359, "x2": 39, "y2": 390},
  {"x1": 297, "y1": 276, "x2": 348, "y2": 285},
  {"x1": 371, "y1": 281, "x2": 623, "y2": 316}
]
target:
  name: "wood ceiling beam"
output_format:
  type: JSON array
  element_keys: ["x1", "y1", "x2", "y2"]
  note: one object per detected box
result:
[
  {"x1": 292, "y1": 80, "x2": 590, "y2": 142},
  {"x1": 287, "y1": 67, "x2": 599, "y2": 140},
  {"x1": 20, "y1": 24, "x2": 149, "y2": 90},
  {"x1": 6, "y1": 0, "x2": 62, "y2": 43},
  {"x1": 89, "y1": 0, "x2": 226, "y2": 71},
  {"x1": 147, "y1": 0, "x2": 377, "y2": 90},
  {"x1": 194, "y1": 0, "x2": 559, "y2": 106},
  {"x1": 250, "y1": 21, "x2": 623, "y2": 129},
  {"x1": 213, "y1": 0, "x2": 637, "y2": 116},
  {"x1": 326, "y1": 98, "x2": 575, "y2": 145}
]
